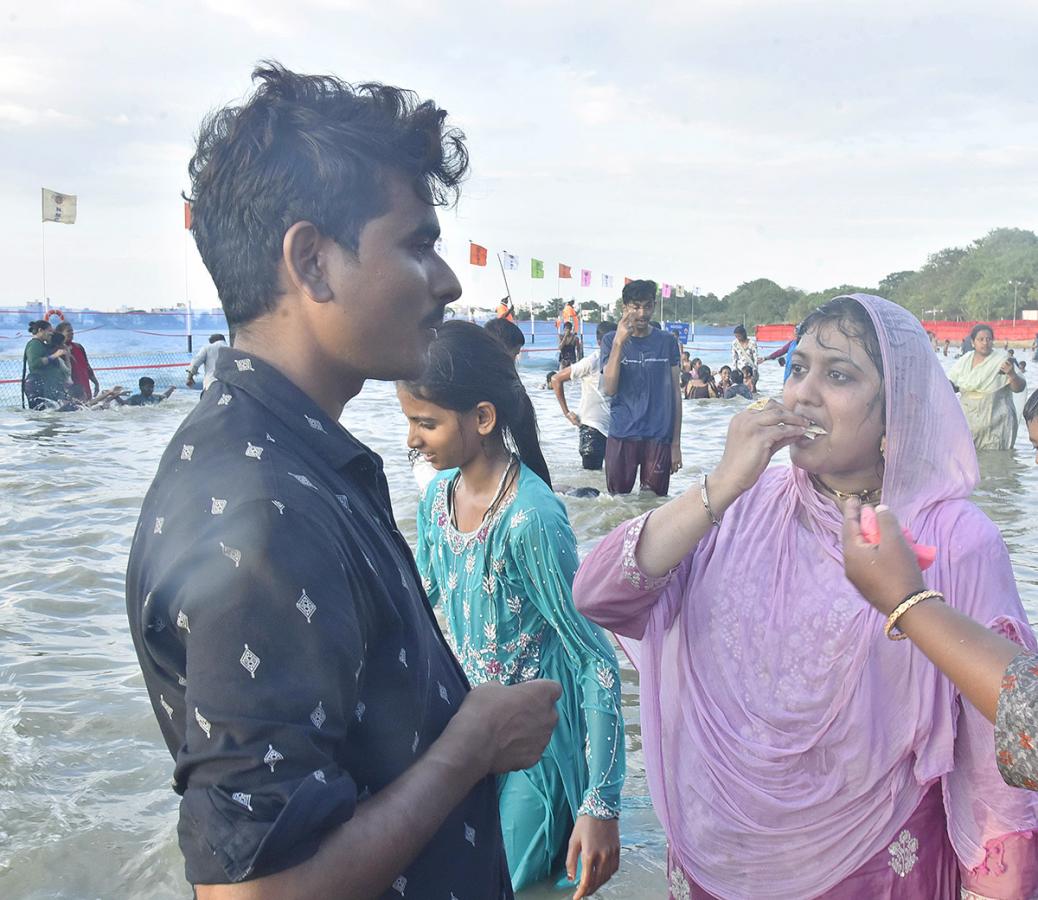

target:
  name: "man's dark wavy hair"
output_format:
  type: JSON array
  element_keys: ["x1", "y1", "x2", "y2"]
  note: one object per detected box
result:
[
  {"x1": 186, "y1": 61, "x2": 469, "y2": 328},
  {"x1": 622, "y1": 279, "x2": 656, "y2": 305}
]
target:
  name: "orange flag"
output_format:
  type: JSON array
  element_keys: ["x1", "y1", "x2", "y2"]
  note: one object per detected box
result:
[
  {"x1": 624, "y1": 277, "x2": 632, "y2": 285},
  {"x1": 558, "y1": 263, "x2": 572, "y2": 279},
  {"x1": 184, "y1": 201, "x2": 192, "y2": 230},
  {"x1": 469, "y1": 242, "x2": 488, "y2": 266}
]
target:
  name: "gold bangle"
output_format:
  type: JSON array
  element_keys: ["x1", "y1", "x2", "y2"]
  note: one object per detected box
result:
[{"x1": 884, "y1": 590, "x2": 944, "y2": 641}]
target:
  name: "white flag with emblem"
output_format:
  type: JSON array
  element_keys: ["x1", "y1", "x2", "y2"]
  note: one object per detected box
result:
[
  {"x1": 42, "y1": 188, "x2": 77, "y2": 224},
  {"x1": 501, "y1": 252, "x2": 519, "y2": 271},
  {"x1": 601, "y1": 274, "x2": 614, "y2": 288}
]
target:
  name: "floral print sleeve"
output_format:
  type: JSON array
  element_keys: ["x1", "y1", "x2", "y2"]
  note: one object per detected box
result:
[
  {"x1": 510, "y1": 506, "x2": 625, "y2": 819},
  {"x1": 415, "y1": 476, "x2": 442, "y2": 607},
  {"x1": 995, "y1": 651, "x2": 1038, "y2": 791}
]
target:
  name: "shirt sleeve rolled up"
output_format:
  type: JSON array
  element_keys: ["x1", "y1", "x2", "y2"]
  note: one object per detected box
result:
[{"x1": 160, "y1": 501, "x2": 368, "y2": 884}]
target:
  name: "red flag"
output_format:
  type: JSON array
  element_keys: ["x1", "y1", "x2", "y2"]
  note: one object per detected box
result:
[
  {"x1": 469, "y1": 242, "x2": 488, "y2": 266},
  {"x1": 624, "y1": 277, "x2": 632, "y2": 285},
  {"x1": 184, "y1": 201, "x2": 192, "y2": 230},
  {"x1": 558, "y1": 263, "x2": 572, "y2": 279}
]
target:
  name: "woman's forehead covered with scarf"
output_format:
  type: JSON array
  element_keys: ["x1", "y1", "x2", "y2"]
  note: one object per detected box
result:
[{"x1": 842, "y1": 293, "x2": 978, "y2": 522}]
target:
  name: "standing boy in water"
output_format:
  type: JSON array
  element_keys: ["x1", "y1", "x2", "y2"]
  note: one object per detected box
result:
[
  {"x1": 125, "y1": 63, "x2": 558, "y2": 900},
  {"x1": 552, "y1": 320, "x2": 616, "y2": 470},
  {"x1": 600, "y1": 279, "x2": 682, "y2": 494},
  {"x1": 186, "y1": 333, "x2": 227, "y2": 390}
]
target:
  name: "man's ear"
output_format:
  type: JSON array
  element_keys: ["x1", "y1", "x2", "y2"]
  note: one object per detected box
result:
[{"x1": 283, "y1": 221, "x2": 334, "y2": 303}]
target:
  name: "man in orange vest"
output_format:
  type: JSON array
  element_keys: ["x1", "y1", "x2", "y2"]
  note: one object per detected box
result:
[
  {"x1": 556, "y1": 299, "x2": 579, "y2": 332},
  {"x1": 495, "y1": 296, "x2": 515, "y2": 322}
]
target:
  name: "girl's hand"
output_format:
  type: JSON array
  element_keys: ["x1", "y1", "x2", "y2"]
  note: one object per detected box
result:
[
  {"x1": 566, "y1": 815, "x2": 620, "y2": 899},
  {"x1": 712, "y1": 399, "x2": 810, "y2": 495},
  {"x1": 842, "y1": 498, "x2": 925, "y2": 616}
]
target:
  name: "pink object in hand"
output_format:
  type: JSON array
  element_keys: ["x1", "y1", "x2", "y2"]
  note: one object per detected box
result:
[{"x1": 860, "y1": 505, "x2": 937, "y2": 571}]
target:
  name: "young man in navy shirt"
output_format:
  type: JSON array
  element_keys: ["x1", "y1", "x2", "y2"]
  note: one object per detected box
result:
[{"x1": 600, "y1": 279, "x2": 683, "y2": 495}]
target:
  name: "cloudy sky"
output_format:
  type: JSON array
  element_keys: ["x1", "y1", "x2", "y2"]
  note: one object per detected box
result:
[{"x1": 2, "y1": 0, "x2": 1037, "y2": 313}]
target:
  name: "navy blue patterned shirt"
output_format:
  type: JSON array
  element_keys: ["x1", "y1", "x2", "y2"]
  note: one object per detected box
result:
[{"x1": 126, "y1": 349, "x2": 511, "y2": 898}]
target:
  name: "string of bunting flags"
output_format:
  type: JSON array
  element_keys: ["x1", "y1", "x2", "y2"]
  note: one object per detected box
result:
[{"x1": 465, "y1": 241, "x2": 688, "y2": 297}]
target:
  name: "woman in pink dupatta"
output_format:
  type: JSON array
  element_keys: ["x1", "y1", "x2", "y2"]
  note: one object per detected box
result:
[{"x1": 574, "y1": 294, "x2": 1038, "y2": 899}]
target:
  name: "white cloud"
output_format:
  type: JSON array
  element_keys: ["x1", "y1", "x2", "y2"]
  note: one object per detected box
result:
[
  {"x1": 0, "y1": 103, "x2": 86, "y2": 128},
  {"x1": 1, "y1": 0, "x2": 1037, "y2": 310}
]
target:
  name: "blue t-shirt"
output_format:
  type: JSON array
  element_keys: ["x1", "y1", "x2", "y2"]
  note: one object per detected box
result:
[{"x1": 599, "y1": 327, "x2": 680, "y2": 441}]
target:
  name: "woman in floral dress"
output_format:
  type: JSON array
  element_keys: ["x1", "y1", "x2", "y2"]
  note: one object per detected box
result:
[{"x1": 397, "y1": 321, "x2": 624, "y2": 897}]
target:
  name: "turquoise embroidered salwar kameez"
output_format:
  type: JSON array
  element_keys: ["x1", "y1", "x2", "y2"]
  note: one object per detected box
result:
[{"x1": 416, "y1": 463, "x2": 624, "y2": 890}]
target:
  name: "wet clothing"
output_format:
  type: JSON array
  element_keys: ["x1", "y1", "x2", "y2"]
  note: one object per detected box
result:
[
  {"x1": 599, "y1": 328, "x2": 680, "y2": 442},
  {"x1": 576, "y1": 294, "x2": 1038, "y2": 900},
  {"x1": 558, "y1": 335, "x2": 580, "y2": 368},
  {"x1": 126, "y1": 349, "x2": 511, "y2": 897},
  {"x1": 125, "y1": 392, "x2": 164, "y2": 406},
  {"x1": 723, "y1": 384, "x2": 753, "y2": 400},
  {"x1": 948, "y1": 350, "x2": 1019, "y2": 450},
  {"x1": 66, "y1": 341, "x2": 96, "y2": 400},
  {"x1": 416, "y1": 465, "x2": 624, "y2": 890},
  {"x1": 604, "y1": 437, "x2": 672, "y2": 496},
  {"x1": 23, "y1": 338, "x2": 67, "y2": 407},
  {"x1": 567, "y1": 350, "x2": 610, "y2": 437},
  {"x1": 579, "y1": 425, "x2": 607, "y2": 470}
]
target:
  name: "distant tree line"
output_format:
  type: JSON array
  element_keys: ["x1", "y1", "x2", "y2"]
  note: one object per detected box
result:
[{"x1": 558, "y1": 228, "x2": 1038, "y2": 327}]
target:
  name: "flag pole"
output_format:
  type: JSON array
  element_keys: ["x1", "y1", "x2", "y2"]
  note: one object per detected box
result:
[
  {"x1": 495, "y1": 253, "x2": 512, "y2": 302},
  {"x1": 556, "y1": 270, "x2": 560, "y2": 333},
  {"x1": 184, "y1": 228, "x2": 193, "y2": 354},
  {"x1": 41, "y1": 220, "x2": 48, "y2": 309}
]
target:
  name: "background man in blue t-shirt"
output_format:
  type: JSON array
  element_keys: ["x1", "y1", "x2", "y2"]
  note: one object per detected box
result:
[{"x1": 600, "y1": 279, "x2": 682, "y2": 495}]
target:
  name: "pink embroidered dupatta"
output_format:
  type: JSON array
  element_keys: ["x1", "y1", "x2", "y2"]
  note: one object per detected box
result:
[{"x1": 575, "y1": 295, "x2": 1038, "y2": 898}]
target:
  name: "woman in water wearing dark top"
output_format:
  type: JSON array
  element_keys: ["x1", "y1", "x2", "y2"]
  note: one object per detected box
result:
[{"x1": 558, "y1": 321, "x2": 582, "y2": 368}]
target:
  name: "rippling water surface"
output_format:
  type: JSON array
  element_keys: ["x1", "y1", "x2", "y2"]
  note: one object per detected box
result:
[{"x1": 3, "y1": 347, "x2": 1038, "y2": 899}]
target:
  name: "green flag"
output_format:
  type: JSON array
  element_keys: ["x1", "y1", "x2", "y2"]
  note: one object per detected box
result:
[{"x1": 531, "y1": 258, "x2": 544, "y2": 279}]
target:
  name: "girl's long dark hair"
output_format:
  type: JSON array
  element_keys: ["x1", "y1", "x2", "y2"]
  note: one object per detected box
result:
[{"x1": 404, "y1": 321, "x2": 552, "y2": 488}]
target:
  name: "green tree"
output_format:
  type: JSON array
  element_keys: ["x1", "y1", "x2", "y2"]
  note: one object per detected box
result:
[
  {"x1": 535, "y1": 297, "x2": 567, "y2": 321},
  {"x1": 722, "y1": 279, "x2": 800, "y2": 326}
]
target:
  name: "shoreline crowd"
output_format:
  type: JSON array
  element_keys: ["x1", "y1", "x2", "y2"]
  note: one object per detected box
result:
[{"x1": 36, "y1": 60, "x2": 1038, "y2": 900}]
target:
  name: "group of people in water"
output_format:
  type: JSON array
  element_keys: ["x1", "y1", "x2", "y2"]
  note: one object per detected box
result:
[
  {"x1": 118, "y1": 62, "x2": 1038, "y2": 900},
  {"x1": 20, "y1": 317, "x2": 175, "y2": 410}
]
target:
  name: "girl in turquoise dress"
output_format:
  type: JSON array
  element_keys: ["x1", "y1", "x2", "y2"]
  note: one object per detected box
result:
[{"x1": 397, "y1": 321, "x2": 624, "y2": 898}]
